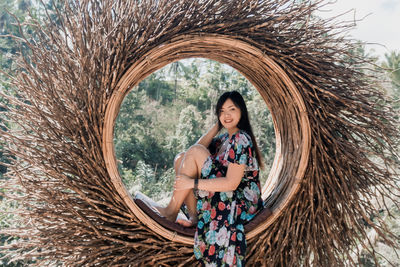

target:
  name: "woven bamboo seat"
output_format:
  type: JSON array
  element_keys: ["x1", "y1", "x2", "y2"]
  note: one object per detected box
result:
[{"x1": 134, "y1": 192, "x2": 272, "y2": 237}]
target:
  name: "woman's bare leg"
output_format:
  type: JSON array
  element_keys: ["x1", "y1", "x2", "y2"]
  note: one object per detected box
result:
[
  {"x1": 172, "y1": 152, "x2": 200, "y2": 226},
  {"x1": 158, "y1": 144, "x2": 210, "y2": 223},
  {"x1": 173, "y1": 152, "x2": 197, "y2": 219}
]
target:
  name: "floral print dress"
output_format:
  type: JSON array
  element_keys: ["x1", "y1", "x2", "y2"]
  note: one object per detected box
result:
[{"x1": 194, "y1": 130, "x2": 263, "y2": 267}]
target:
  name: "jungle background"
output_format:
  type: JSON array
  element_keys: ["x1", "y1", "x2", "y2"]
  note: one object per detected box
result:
[{"x1": 0, "y1": 1, "x2": 399, "y2": 266}]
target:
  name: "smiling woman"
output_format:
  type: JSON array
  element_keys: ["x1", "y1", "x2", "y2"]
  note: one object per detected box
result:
[
  {"x1": 219, "y1": 99, "x2": 241, "y2": 133},
  {"x1": 113, "y1": 59, "x2": 276, "y2": 203}
]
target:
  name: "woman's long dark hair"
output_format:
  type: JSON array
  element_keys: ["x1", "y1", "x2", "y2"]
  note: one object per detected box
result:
[{"x1": 216, "y1": 91, "x2": 264, "y2": 169}]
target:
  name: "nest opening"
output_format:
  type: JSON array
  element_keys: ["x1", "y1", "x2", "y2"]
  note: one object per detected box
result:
[{"x1": 102, "y1": 34, "x2": 311, "y2": 244}]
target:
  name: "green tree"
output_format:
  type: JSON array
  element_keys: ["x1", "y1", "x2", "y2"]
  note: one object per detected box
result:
[
  {"x1": 138, "y1": 72, "x2": 175, "y2": 104},
  {"x1": 382, "y1": 50, "x2": 400, "y2": 95},
  {"x1": 246, "y1": 93, "x2": 275, "y2": 184},
  {"x1": 0, "y1": 0, "x2": 37, "y2": 74},
  {"x1": 377, "y1": 50, "x2": 400, "y2": 129},
  {"x1": 115, "y1": 89, "x2": 175, "y2": 173},
  {"x1": 1, "y1": 0, "x2": 39, "y2": 180},
  {"x1": 123, "y1": 160, "x2": 174, "y2": 201},
  {"x1": 0, "y1": 2, "x2": 39, "y2": 265},
  {"x1": 114, "y1": 58, "x2": 278, "y2": 200},
  {"x1": 168, "y1": 104, "x2": 203, "y2": 153},
  {"x1": 168, "y1": 61, "x2": 187, "y2": 101}
]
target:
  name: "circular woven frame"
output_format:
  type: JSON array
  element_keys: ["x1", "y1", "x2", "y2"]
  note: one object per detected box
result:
[
  {"x1": 1, "y1": 0, "x2": 399, "y2": 266},
  {"x1": 104, "y1": 35, "x2": 311, "y2": 244}
]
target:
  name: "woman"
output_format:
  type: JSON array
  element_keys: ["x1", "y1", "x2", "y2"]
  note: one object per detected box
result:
[{"x1": 157, "y1": 91, "x2": 264, "y2": 266}]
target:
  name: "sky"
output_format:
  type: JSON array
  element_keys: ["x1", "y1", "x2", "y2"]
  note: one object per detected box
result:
[{"x1": 315, "y1": 0, "x2": 400, "y2": 60}]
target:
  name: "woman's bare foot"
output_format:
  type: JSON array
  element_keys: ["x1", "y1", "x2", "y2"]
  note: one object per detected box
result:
[
  {"x1": 176, "y1": 216, "x2": 197, "y2": 227},
  {"x1": 157, "y1": 206, "x2": 196, "y2": 227},
  {"x1": 156, "y1": 206, "x2": 176, "y2": 222}
]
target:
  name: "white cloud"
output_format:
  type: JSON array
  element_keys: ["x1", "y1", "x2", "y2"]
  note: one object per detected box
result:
[{"x1": 316, "y1": 0, "x2": 400, "y2": 58}]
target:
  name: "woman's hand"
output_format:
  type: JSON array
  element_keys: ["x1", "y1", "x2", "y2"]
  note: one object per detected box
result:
[
  {"x1": 196, "y1": 121, "x2": 221, "y2": 147},
  {"x1": 174, "y1": 174, "x2": 195, "y2": 190},
  {"x1": 215, "y1": 121, "x2": 222, "y2": 132}
]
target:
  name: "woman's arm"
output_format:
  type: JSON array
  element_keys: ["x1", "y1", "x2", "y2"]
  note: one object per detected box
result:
[
  {"x1": 196, "y1": 122, "x2": 220, "y2": 147},
  {"x1": 175, "y1": 163, "x2": 245, "y2": 192}
]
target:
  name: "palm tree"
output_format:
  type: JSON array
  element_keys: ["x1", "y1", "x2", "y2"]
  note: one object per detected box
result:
[
  {"x1": 168, "y1": 61, "x2": 187, "y2": 101},
  {"x1": 382, "y1": 50, "x2": 400, "y2": 91}
]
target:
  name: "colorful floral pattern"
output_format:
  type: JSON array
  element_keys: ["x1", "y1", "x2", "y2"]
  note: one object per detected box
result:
[{"x1": 194, "y1": 130, "x2": 263, "y2": 266}]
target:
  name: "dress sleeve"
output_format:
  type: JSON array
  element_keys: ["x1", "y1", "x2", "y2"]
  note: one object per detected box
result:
[{"x1": 227, "y1": 132, "x2": 252, "y2": 166}]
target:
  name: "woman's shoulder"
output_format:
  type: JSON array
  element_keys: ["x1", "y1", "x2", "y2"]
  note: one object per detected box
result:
[
  {"x1": 215, "y1": 132, "x2": 229, "y2": 141},
  {"x1": 231, "y1": 130, "x2": 252, "y2": 146},
  {"x1": 210, "y1": 133, "x2": 228, "y2": 148}
]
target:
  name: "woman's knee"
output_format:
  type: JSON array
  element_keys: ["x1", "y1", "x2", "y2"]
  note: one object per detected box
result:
[
  {"x1": 187, "y1": 143, "x2": 208, "y2": 156},
  {"x1": 174, "y1": 152, "x2": 185, "y2": 170},
  {"x1": 186, "y1": 144, "x2": 210, "y2": 166}
]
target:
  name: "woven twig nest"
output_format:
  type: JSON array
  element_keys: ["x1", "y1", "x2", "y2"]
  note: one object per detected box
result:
[{"x1": 1, "y1": 0, "x2": 399, "y2": 266}]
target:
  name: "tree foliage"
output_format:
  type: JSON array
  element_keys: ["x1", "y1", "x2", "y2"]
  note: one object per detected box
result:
[
  {"x1": 382, "y1": 51, "x2": 400, "y2": 114},
  {"x1": 114, "y1": 59, "x2": 276, "y2": 200},
  {"x1": 0, "y1": 2, "x2": 46, "y2": 266}
]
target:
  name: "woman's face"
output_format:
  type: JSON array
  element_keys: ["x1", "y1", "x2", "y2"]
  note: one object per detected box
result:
[{"x1": 219, "y1": 98, "x2": 241, "y2": 132}]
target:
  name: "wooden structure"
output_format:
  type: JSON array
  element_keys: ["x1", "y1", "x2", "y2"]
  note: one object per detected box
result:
[
  {"x1": 103, "y1": 35, "x2": 311, "y2": 244},
  {"x1": 1, "y1": 0, "x2": 399, "y2": 266}
]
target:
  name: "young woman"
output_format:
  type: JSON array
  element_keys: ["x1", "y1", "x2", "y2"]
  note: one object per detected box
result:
[{"x1": 157, "y1": 91, "x2": 264, "y2": 266}]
